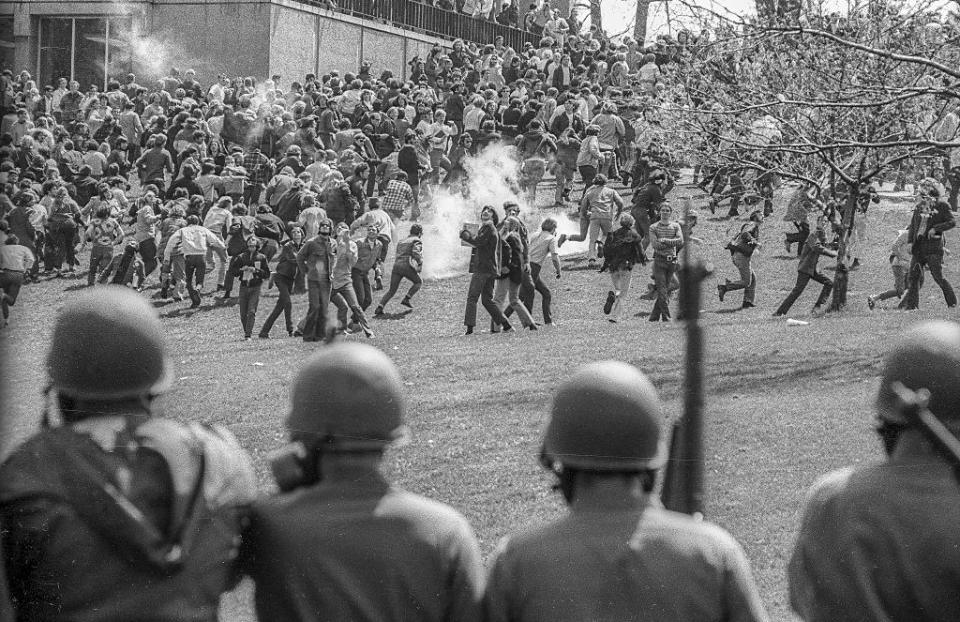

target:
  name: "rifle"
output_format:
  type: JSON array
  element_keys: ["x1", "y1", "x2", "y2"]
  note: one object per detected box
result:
[
  {"x1": 662, "y1": 198, "x2": 708, "y2": 516},
  {"x1": 890, "y1": 381, "x2": 960, "y2": 482},
  {"x1": 0, "y1": 531, "x2": 12, "y2": 621}
]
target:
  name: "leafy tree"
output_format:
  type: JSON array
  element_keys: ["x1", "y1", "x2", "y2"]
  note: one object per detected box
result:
[{"x1": 655, "y1": 0, "x2": 960, "y2": 310}]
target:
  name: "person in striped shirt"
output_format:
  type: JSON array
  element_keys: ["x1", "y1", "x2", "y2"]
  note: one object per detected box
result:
[{"x1": 648, "y1": 203, "x2": 684, "y2": 322}]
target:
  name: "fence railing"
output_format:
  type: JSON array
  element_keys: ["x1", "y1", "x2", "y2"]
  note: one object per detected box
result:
[{"x1": 300, "y1": 0, "x2": 536, "y2": 51}]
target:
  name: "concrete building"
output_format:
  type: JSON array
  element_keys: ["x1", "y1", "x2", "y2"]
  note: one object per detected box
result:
[{"x1": 0, "y1": 0, "x2": 535, "y2": 88}]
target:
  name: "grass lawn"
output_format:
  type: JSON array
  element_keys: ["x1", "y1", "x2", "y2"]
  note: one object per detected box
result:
[{"x1": 2, "y1": 179, "x2": 958, "y2": 621}]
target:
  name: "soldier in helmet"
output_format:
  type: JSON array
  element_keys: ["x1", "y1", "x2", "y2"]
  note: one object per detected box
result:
[
  {"x1": 241, "y1": 342, "x2": 484, "y2": 622},
  {"x1": 484, "y1": 361, "x2": 769, "y2": 622},
  {"x1": 789, "y1": 320, "x2": 960, "y2": 622},
  {"x1": 0, "y1": 287, "x2": 257, "y2": 621}
]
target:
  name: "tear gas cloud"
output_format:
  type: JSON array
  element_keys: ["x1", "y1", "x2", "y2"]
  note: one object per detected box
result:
[{"x1": 410, "y1": 144, "x2": 586, "y2": 280}]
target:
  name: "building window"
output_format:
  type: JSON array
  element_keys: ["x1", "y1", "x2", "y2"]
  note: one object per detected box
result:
[{"x1": 37, "y1": 17, "x2": 132, "y2": 89}]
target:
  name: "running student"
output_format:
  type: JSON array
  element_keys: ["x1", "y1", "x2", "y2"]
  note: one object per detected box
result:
[
  {"x1": 259, "y1": 227, "x2": 303, "y2": 338},
  {"x1": 774, "y1": 216, "x2": 837, "y2": 317},
  {"x1": 0, "y1": 235, "x2": 35, "y2": 327},
  {"x1": 868, "y1": 228, "x2": 911, "y2": 310},
  {"x1": 375, "y1": 224, "x2": 424, "y2": 316},
  {"x1": 601, "y1": 213, "x2": 645, "y2": 323},
  {"x1": 522, "y1": 218, "x2": 562, "y2": 326}
]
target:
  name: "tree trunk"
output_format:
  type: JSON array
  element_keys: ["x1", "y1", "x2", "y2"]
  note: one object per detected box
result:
[
  {"x1": 633, "y1": 0, "x2": 650, "y2": 44},
  {"x1": 755, "y1": 0, "x2": 776, "y2": 20},
  {"x1": 830, "y1": 188, "x2": 860, "y2": 312},
  {"x1": 590, "y1": 0, "x2": 603, "y2": 35}
]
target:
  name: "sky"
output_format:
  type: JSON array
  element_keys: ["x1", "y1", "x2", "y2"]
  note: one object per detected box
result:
[
  {"x1": 600, "y1": 0, "x2": 959, "y2": 41},
  {"x1": 599, "y1": 0, "x2": 757, "y2": 40}
]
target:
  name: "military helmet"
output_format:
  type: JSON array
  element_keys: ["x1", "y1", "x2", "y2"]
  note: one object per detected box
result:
[
  {"x1": 287, "y1": 343, "x2": 408, "y2": 450},
  {"x1": 47, "y1": 286, "x2": 173, "y2": 400},
  {"x1": 542, "y1": 361, "x2": 665, "y2": 472},
  {"x1": 877, "y1": 320, "x2": 960, "y2": 425}
]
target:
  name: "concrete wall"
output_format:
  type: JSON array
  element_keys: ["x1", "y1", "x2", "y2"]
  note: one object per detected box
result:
[
  {"x1": 4, "y1": 0, "x2": 453, "y2": 86},
  {"x1": 269, "y1": 0, "x2": 449, "y2": 83},
  {"x1": 150, "y1": 2, "x2": 271, "y2": 83},
  {"x1": 268, "y1": 4, "x2": 318, "y2": 83}
]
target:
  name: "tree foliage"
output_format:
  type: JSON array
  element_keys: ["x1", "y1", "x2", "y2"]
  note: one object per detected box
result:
[{"x1": 647, "y1": 0, "x2": 960, "y2": 309}]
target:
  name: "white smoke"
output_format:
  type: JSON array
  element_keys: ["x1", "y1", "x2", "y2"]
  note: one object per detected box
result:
[
  {"x1": 418, "y1": 143, "x2": 587, "y2": 280},
  {"x1": 108, "y1": 2, "x2": 212, "y2": 83}
]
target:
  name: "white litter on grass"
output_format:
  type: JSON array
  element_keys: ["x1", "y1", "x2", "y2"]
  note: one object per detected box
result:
[
  {"x1": 786, "y1": 318, "x2": 810, "y2": 326},
  {"x1": 252, "y1": 362, "x2": 265, "y2": 366}
]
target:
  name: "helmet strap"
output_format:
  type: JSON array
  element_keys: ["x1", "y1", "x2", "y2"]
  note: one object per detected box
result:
[
  {"x1": 41, "y1": 383, "x2": 56, "y2": 429},
  {"x1": 557, "y1": 469, "x2": 577, "y2": 504},
  {"x1": 876, "y1": 421, "x2": 906, "y2": 456}
]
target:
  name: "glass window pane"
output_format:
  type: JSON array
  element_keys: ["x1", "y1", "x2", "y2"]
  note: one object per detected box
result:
[
  {"x1": 39, "y1": 18, "x2": 73, "y2": 88},
  {"x1": 74, "y1": 18, "x2": 106, "y2": 91},
  {"x1": 106, "y1": 18, "x2": 133, "y2": 83}
]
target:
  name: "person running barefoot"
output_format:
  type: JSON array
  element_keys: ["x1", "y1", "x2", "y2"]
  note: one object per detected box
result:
[{"x1": 375, "y1": 224, "x2": 424, "y2": 316}]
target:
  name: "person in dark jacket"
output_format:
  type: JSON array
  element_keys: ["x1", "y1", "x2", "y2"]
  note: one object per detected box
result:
[
  {"x1": 493, "y1": 217, "x2": 538, "y2": 331},
  {"x1": 229, "y1": 236, "x2": 271, "y2": 340},
  {"x1": 774, "y1": 216, "x2": 838, "y2": 316},
  {"x1": 259, "y1": 227, "x2": 303, "y2": 338},
  {"x1": 0, "y1": 287, "x2": 257, "y2": 622},
  {"x1": 322, "y1": 180, "x2": 360, "y2": 226},
  {"x1": 631, "y1": 168, "x2": 674, "y2": 250},
  {"x1": 240, "y1": 342, "x2": 484, "y2": 622},
  {"x1": 718, "y1": 213, "x2": 762, "y2": 309},
  {"x1": 460, "y1": 206, "x2": 513, "y2": 335},
  {"x1": 397, "y1": 132, "x2": 423, "y2": 220},
  {"x1": 253, "y1": 204, "x2": 284, "y2": 260},
  {"x1": 900, "y1": 178, "x2": 957, "y2": 310},
  {"x1": 601, "y1": 213, "x2": 646, "y2": 322}
]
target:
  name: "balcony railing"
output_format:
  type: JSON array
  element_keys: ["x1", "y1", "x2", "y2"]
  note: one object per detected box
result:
[{"x1": 297, "y1": 0, "x2": 537, "y2": 51}]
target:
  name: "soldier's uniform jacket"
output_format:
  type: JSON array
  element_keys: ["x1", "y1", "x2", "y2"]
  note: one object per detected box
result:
[
  {"x1": 0, "y1": 417, "x2": 257, "y2": 621},
  {"x1": 483, "y1": 498, "x2": 769, "y2": 622},
  {"x1": 241, "y1": 473, "x2": 484, "y2": 622},
  {"x1": 789, "y1": 459, "x2": 960, "y2": 622}
]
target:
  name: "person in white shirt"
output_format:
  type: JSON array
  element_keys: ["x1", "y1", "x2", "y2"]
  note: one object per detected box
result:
[
  {"x1": 164, "y1": 215, "x2": 226, "y2": 307},
  {"x1": 521, "y1": 217, "x2": 562, "y2": 326},
  {"x1": 202, "y1": 196, "x2": 233, "y2": 290},
  {"x1": 0, "y1": 234, "x2": 36, "y2": 327}
]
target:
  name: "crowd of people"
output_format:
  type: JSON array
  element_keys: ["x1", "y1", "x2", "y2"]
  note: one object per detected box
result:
[
  {"x1": 2, "y1": 285, "x2": 959, "y2": 622},
  {"x1": 2, "y1": 0, "x2": 959, "y2": 337},
  {"x1": 0, "y1": 20, "x2": 724, "y2": 335},
  {"x1": 2, "y1": 4, "x2": 960, "y2": 619}
]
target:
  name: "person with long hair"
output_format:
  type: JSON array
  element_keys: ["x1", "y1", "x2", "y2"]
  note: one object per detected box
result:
[
  {"x1": 493, "y1": 216, "x2": 538, "y2": 331},
  {"x1": 460, "y1": 206, "x2": 513, "y2": 335},
  {"x1": 46, "y1": 186, "x2": 82, "y2": 276}
]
